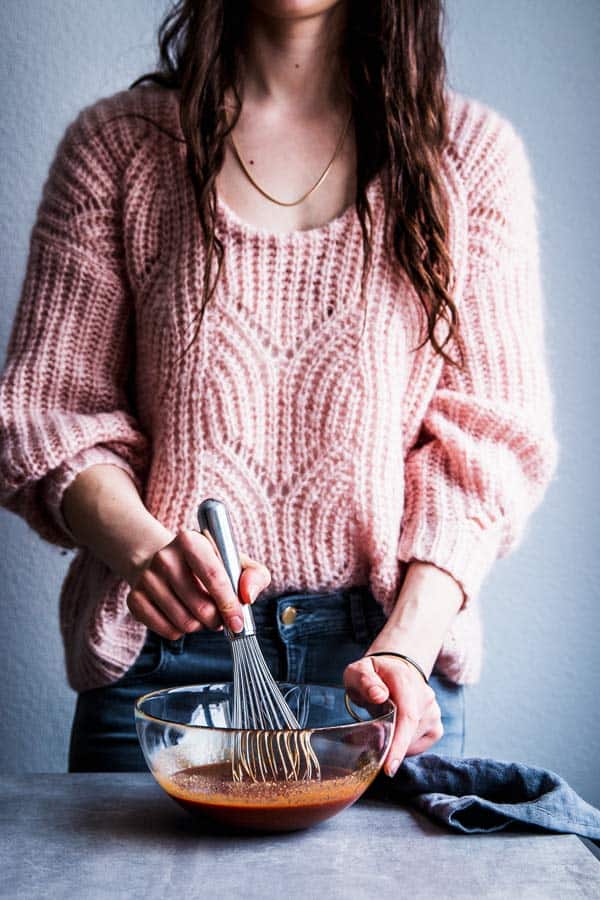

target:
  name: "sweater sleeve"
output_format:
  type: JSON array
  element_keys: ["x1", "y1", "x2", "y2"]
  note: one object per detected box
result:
[
  {"x1": 0, "y1": 103, "x2": 150, "y2": 549},
  {"x1": 397, "y1": 117, "x2": 559, "y2": 607}
]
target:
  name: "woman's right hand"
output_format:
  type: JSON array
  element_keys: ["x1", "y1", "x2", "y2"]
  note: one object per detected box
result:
[{"x1": 126, "y1": 528, "x2": 271, "y2": 640}]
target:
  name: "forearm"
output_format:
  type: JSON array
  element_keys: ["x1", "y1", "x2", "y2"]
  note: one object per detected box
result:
[
  {"x1": 368, "y1": 560, "x2": 464, "y2": 677},
  {"x1": 61, "y1": 464, "x2": 175, "y2": 585}
]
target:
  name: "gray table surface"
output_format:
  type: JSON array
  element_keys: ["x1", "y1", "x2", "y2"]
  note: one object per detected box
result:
[{"x1": 1, "y1": 774, "x2": 599, "y2": 900}]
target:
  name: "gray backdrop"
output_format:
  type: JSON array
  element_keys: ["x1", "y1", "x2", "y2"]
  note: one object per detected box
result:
[{"x1": 1, "y1": 1, "x2": 598, "y2": 807}]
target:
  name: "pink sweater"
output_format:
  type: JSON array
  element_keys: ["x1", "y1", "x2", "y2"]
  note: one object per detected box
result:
[{"x1": 0, "y1": 85, "x2": 558, "y2": 691}]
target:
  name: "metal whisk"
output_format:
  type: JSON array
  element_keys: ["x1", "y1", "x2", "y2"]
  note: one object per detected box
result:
[{"x1": 197, "y1": 498, "x2": 321, "y2": 783}]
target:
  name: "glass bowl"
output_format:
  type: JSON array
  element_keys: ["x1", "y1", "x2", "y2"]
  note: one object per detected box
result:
[{"x1": 135, "y1": 682, "x2": 395, "y2": 832}]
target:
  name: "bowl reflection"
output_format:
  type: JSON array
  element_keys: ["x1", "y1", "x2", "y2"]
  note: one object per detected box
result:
[{"x1": 135, "y1": 682, "x2": 395, "y2": 833}]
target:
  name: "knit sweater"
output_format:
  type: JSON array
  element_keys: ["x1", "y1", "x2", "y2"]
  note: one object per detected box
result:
[{"x1": 0, "y1": 85, "x2": 558, "y2": 692}]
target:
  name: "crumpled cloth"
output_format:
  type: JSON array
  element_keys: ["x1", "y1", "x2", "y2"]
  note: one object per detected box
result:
[{"x1": 372, "y1": 754, "x2": 600, "y2": 840}]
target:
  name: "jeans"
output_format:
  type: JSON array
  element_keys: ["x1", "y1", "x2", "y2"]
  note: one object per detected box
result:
[{"x1": 68, "y1": 586, "x2": 465, "y2": 772}]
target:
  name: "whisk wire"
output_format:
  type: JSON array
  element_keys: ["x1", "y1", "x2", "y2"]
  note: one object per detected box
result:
[
  {"x1": 228, "y1": 635, "x2": 322, "y2": 783},
  {"x1": 198, "y1": 498, "x2": 321, "y2": 784}
]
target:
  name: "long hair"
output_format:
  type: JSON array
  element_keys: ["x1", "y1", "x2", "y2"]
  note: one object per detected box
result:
[{"x1": 131, "y1": 1, "x2": 461, "y2": 366}]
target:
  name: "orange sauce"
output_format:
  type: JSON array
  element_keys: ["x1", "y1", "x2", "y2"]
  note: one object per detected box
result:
[{"x1": 157, "y1": 761, "x2": 379, "y2": 832}]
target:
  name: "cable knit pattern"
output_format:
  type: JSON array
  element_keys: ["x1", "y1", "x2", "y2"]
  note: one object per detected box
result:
[{"x1": 0, "y1": 85, "x2": 559, "y2": 691}]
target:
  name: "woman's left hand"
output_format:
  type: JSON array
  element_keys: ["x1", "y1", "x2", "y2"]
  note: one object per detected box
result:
[{"x1": 343, "y1": 655, "x2": 443, "y2": 777}]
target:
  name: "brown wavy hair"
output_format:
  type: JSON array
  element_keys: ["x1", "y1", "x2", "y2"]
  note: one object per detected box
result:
[{"x1": 131, "y1": 0, "x2": 462, "y2": 366}]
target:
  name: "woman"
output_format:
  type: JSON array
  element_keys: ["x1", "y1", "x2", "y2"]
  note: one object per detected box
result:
[{"x1": 0, "y1": 0, "x2": 558, "y2": 774}]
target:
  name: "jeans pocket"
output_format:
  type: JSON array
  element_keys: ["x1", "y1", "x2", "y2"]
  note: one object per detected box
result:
[{"x1": 111, "y1": 630, "x2": 166, "y2": 686}]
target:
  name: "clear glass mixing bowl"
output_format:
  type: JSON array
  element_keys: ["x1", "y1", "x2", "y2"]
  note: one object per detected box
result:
[{"x1": 135, "y1": 682, "x2": 395, "y2": 832}]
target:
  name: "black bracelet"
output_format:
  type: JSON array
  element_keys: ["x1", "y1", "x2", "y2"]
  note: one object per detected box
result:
[{"x1": 366, "y1": 651, "x2": 429, "y2": 685}]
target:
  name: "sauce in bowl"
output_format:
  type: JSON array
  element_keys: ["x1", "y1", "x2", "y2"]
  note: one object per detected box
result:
[{"x1": 157, "y1": 761, "x2": 379, "y2": 832}]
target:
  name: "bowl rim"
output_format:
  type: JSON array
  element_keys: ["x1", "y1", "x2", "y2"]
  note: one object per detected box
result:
[{"x1": 134, "y1": 682, "x2": 396, "y2": 734}]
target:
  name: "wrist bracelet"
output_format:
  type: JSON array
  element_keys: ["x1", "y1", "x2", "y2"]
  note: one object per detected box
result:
[{"x1": 365, "y1": 651, "x2": 429, "y2": 685}]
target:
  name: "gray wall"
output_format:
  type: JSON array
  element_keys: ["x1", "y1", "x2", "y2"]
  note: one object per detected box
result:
[{"x1": 1, "y1": 0, "x2": 598, "y2": 807}]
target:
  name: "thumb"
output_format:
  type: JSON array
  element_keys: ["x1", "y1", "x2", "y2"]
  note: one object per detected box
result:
[
  {"x1": 238, "y1": 553, "x2": 271, "y2": 604},
  {"x1": 344, "y1": 658, "x2": 390, "y2": 705}
]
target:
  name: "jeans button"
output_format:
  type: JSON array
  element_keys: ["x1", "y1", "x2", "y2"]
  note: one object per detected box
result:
[{"x1": 280, "y1": 606, "x2": 298, "y2": 625}]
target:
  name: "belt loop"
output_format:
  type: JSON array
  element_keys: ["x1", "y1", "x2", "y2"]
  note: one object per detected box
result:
[{"x1": 349, "y1": 587, "x2": 371, "y2": 645}]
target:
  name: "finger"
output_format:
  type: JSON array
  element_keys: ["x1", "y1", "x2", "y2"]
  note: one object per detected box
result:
[
  {"x1": 238, "y1": 553, "x2": 271, "y2": 605},
  {"x1": 362, "y1": 658, "x2": 437, "y2": 775},
  {"x1": 406, "y1": 718, "x2": 444, "y2": 757},
  {"x1": 178, "y1": 530, "x2": 245, "y2": 633},
  {"x1": 384, "y1": 705, "x2": 420, "y2": 777},
  {"x1": 185, "y1": 593, "x2": 224, "y2": 630},
  {"x1": 137, "y1": 567, "x2": 203, "y2": 635},
  {"x1": 127, "y1": 589, "x2": 188, "y2": 641},
  {"x1": 153, "y1": 549, "x2": 222, "y2": 629},
  {"x1": 344, "y1": 659, "x2": 390, "y2": 704},
  {"x1": 406, "y1": 699, "x2": 443, "y2": 756},
  {"x1": 380, "y1": 674, "x2": 420, "y2": 774}
]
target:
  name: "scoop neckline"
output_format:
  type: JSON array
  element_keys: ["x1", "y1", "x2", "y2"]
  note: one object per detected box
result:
[{"x1": 216, "y1": 176, "x2": 379, "y2": 240}]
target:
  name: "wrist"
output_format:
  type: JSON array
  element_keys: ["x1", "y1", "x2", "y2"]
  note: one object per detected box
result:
[
  {"x1": 367, "y1": 561, "x2": 464, "y2": 677},
  {"x1": 59, "y1": 462, "x2": 176, "y2": 585},
  {"x1": 365, "y1": 650, "x2": 429, "y2": 685},
  {"x1": 124, "y1": 522, "x2": 176, "y2": 587},
  {"x1": 367, "y1": 624, "x2": 436, "y2": 678}
]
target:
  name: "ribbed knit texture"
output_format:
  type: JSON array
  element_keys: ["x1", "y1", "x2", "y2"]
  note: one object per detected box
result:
[{"x1": 0, "y1": 85, "x2": 559, "y2": 691}]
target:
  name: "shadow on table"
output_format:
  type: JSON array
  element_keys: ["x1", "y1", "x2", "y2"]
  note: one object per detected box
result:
[
  {"x1": 64, "y1": 795, "x2": 301, "y2": 845},
  {"x1": 50, "y1": 779, "x2": 443, "y2": 845}
]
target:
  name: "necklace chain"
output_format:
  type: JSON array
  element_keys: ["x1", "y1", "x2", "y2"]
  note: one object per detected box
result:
[{"x1": 228, "y1": 108, "x2": 352, "y2": 208}]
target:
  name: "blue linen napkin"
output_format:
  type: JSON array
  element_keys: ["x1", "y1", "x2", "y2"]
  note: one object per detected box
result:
[{"x1": 374, "y1": 754, "x2": 600, "y2": 839}]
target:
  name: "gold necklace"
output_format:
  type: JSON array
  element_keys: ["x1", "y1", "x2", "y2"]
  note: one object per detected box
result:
[{"x1": 228, "y1": 109, "x2": 352, "y2": 208}]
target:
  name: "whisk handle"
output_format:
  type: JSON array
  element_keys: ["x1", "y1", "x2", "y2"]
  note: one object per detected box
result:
[{"x1": 197, "y1": 498, "x2": 256, "y2": 638}]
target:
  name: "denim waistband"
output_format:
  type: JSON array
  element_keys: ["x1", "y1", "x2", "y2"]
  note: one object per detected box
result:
[
  {"x1": 163, "y1": 585, "x2": 388, "y2": 653},
  {"x1": 269, "y1": 585, "x2": 386, "y2": 645}
]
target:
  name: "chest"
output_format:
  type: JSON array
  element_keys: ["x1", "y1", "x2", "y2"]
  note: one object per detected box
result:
[
  {"x1": 122, "y1": 138, "x2": 466, "y2": 452},
  {"x1": 215, "y1": 109, "x2": 357, "y2": 234}
]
